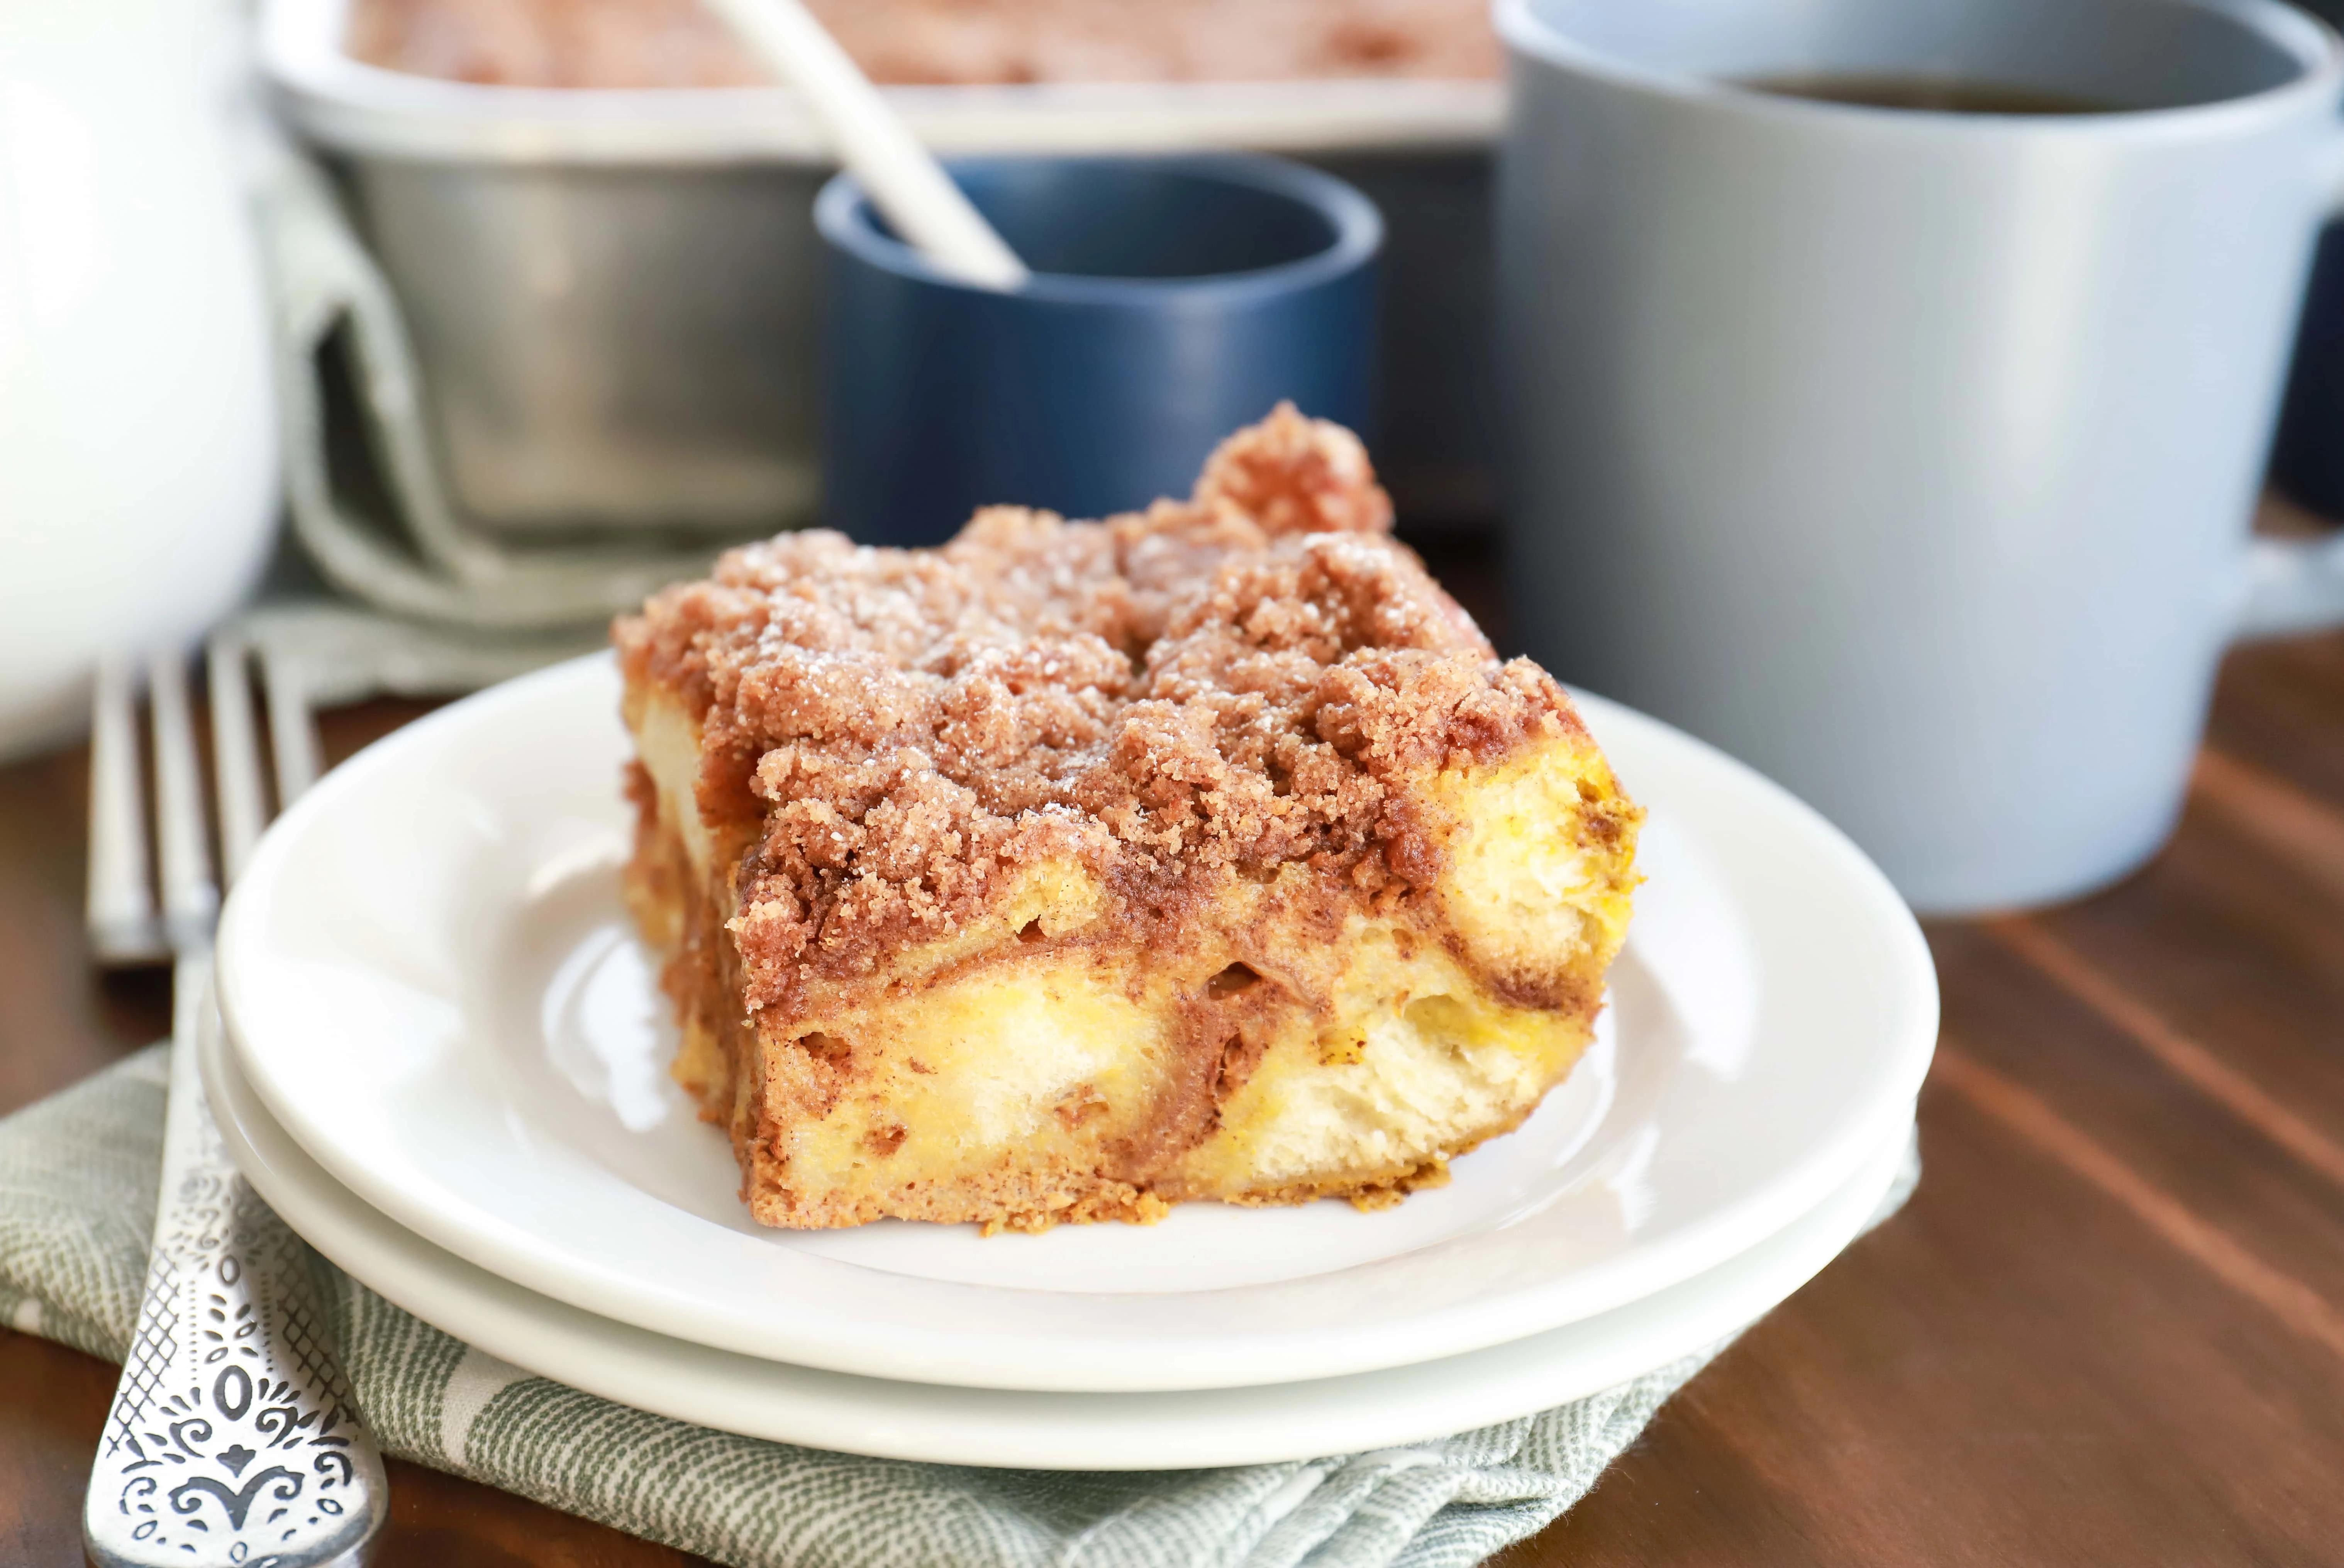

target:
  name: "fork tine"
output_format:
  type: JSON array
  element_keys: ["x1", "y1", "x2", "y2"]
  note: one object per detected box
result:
[
  {"x1": 262, "y1": 646, "x2": 322, "y2": 808},
  {"x1": 146, "y1": 649, "x2": 219, "y2": 952},
  {"x1": 207, "y1": 634, "x2": 268, "y2": 889},
  {"x1": 86, "y1": 654, "x2": 163, "y2": 965}
]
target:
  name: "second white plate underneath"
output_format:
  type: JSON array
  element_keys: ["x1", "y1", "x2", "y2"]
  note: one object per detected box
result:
[
  {"x1": 216, "y1": 654, "x2": 1937, "y2": 1392},
  {"x1": 202, "y1": 1000, "x2": 1914, "y2": 1471}
]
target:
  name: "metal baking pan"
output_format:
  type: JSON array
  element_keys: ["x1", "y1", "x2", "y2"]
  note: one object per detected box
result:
[{"x1": 261, "y1": 0, "x2": 1504, "y2": 536}]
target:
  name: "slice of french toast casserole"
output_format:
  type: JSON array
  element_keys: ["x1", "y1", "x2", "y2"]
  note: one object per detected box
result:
[{"x1": 615, "y1": 406, "x2": 1640, "y2": 1232}]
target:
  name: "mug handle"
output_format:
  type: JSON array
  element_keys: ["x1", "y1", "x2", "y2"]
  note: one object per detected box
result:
[
  {"x1": 2239, "y1": 534, "x2": 2344, "y2": 638},
  {"x1": 2236, "y1": 133, "x2": 2344, "y2": 641}
]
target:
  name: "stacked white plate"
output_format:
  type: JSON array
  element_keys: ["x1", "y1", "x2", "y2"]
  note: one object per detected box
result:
[{"x1": 207, "y1": 655, "x2": 1937, "y2": 1471}]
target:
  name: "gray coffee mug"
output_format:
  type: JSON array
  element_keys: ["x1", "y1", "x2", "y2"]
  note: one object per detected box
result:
[{"x1": 1497, "y1": 0, "x2": 2344, "y2": 913}]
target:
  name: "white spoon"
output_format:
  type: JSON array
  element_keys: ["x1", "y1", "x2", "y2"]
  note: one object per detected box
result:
[{"x1": 700, "y1": 0, "x2": 1031, "y2": 290}]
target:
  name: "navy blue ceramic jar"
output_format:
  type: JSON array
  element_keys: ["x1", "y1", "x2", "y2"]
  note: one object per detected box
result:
[{"x1": 816, "y1": 154, "x2": 1382, "y2": 547}]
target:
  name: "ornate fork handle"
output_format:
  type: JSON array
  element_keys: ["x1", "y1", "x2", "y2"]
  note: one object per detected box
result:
[{"x1": 86, "y1": 962, "x2": 386, "y2": 1568}]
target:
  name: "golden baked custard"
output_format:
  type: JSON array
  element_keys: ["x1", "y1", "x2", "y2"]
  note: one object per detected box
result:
[{"x1": 614, "y1": 408, "x2": 1639, "y2": 1232}]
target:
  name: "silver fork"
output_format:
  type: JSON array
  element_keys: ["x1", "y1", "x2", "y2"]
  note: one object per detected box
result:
[{"x1": 81, "y1": 637, "x2": 386, "y2": 1568}]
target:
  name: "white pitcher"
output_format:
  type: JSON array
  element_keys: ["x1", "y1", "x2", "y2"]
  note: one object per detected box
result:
[{"x1": 0, "y1": 0, "x2": 278, "y2": 759}]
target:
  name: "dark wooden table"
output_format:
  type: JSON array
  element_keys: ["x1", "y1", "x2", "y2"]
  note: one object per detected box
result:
[{"x1": 7, "y1": 539, "x2": 2344, "y2": 1564}]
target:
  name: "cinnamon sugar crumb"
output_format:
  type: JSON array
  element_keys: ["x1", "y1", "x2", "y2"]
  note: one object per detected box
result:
[{"x1": 614, "y1": 406, "x2": 1584, "y2": 1008}]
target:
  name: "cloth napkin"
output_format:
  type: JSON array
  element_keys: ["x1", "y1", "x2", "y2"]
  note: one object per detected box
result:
[{"x1": 1, "y1": 1048, "x2": 1917, "y2": 1568}]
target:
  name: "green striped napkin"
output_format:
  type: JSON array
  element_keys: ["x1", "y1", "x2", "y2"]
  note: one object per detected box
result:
[{"x1": 1, "y1": 1046, "x2": 1915, "y2": 1568}]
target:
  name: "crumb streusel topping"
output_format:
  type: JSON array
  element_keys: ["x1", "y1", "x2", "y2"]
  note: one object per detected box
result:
[{"x1": 614, "y1": 406, "x2": 1586, "y2": 1009}]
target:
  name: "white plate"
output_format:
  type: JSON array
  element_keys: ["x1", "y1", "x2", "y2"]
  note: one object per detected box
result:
[
  {"x1": 216, "y1": 654, "x2": 1935, "y2": 1392},
  {"x1": 201, "y1": 1002, "x2": 1914, "y2": 1470}
]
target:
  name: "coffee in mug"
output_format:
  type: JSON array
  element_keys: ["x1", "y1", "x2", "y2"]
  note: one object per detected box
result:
[{"x1": 1734, "y1": 74, "x2": 2122, "y2": 114}]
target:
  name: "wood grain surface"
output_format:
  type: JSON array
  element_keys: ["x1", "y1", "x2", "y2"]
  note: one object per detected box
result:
[{"x1": 5, "y1": 565, "x2": 2343, "y2": 1565}]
